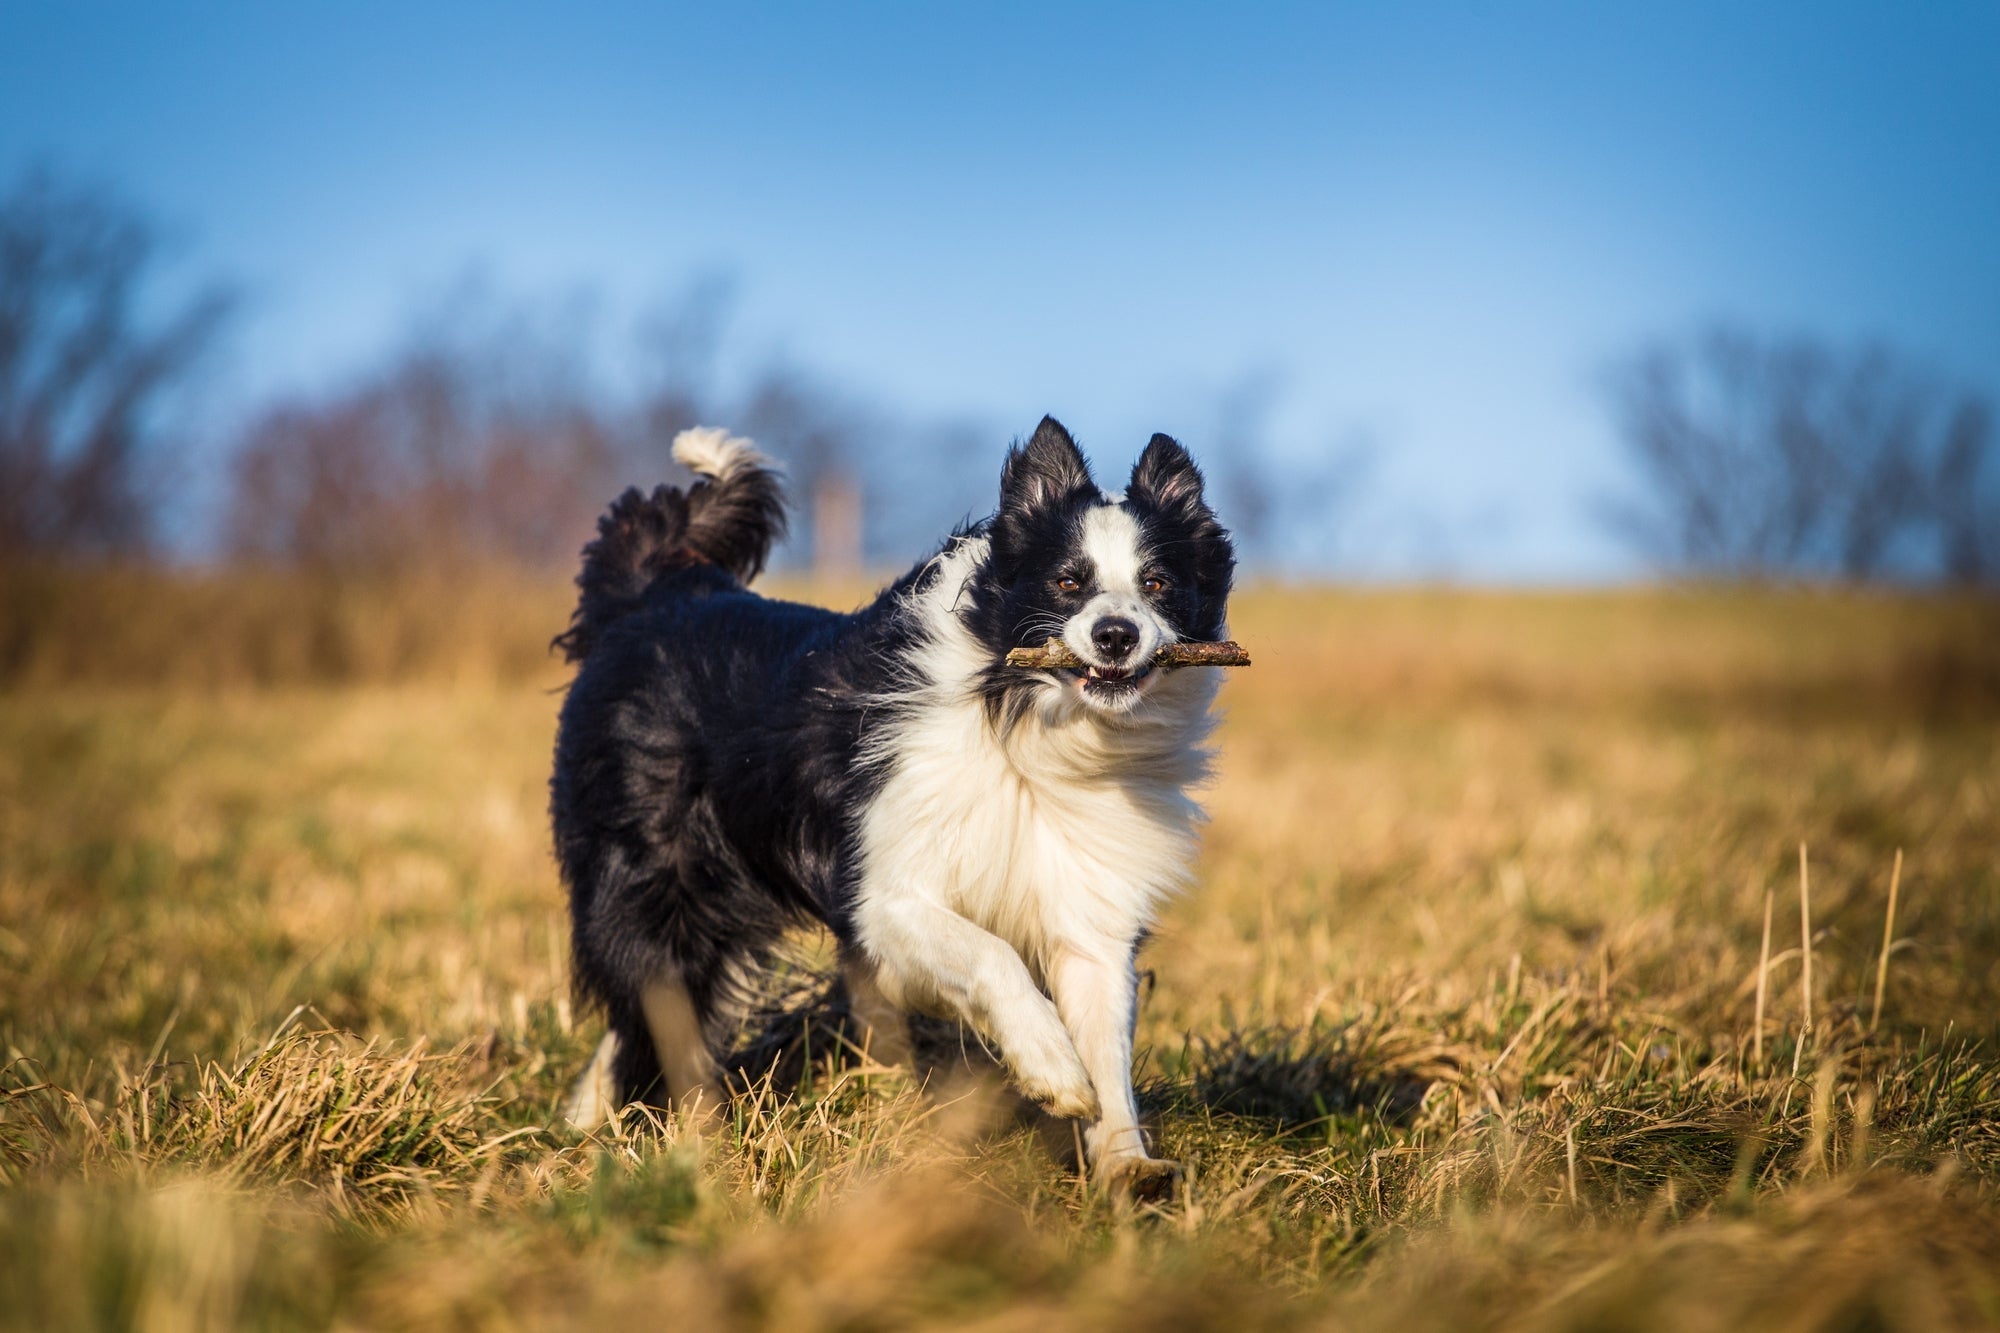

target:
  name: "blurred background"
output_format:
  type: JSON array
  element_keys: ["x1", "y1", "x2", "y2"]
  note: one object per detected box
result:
[
  {"x1": 7, "y1": 13, "x2": 2000, "y2": 1323},
  {"x1": 2, "y1": 3, "x2": 1997, "y2": 632}
]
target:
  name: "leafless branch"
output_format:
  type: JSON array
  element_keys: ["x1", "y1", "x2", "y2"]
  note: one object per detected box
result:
[{"x1": 0, "y1": 169, "x2": 233, "y2": 562}]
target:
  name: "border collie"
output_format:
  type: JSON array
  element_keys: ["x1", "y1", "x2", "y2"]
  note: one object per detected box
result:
[{"x1": 550, "y1": 416, "x2": 1234, "y2": 1198}]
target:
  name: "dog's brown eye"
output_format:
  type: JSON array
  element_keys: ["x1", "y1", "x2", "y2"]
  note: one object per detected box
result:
[
  {"x1": 1056, "y1": 575, "x2": 1082, "y2": 593},
  {"x1": 1142, "y1": 575, "x2": 1168, "y2": 594}
]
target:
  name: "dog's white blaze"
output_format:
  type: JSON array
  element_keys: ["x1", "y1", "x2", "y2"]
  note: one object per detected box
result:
[
  {"x1": 1066, "y1": 502, "x2": 1168, "y2": 667},
  {"x1": 1080, "y1": 504, "x2": 1143, "y2": 593},
  {"x1": 852, "y1": 533, "x2": 1219, "y2": 1164}
]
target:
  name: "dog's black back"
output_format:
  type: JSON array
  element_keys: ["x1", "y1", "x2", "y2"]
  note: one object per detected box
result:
[{"x1": 551, "y1": 442, "x2": 922, "y2": 1100}]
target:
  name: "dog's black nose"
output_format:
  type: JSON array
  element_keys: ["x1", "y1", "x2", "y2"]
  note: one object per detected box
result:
[{"x1": 1091, "y1": 617, "x2": 1140, "y2": 662}]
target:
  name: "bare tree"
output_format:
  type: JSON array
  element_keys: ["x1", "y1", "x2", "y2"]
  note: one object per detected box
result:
[
  {"x1": 1204, "y1": 370, "x2": 1375, "y2": 572},
  {"x1": 634, "y1": 276, "x2": 1000, "y2": 574},
  {"x1": 1605, "y1": 327, "x2": 1996, "y2": 583},
  {"x1": 227, "y1": 295, "x2": 619, "y2": 573},
  {"x1": 227, "y1": 274, "x2": 999, "y2": 580},
  {"x1": 0, "y1": 169, "x2": 233, "y2": 562},
  {"x1": 1935, "y1": 399, "x2": 1998, "y2": 584}
]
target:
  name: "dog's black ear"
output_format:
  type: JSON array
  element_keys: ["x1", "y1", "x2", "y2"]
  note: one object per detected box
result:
[
  {"x1": 999, "y1": 416, "x2": 1093, "y2": 514},
  {"x1": 1128, "y1": 433, "x2": 1210, "y2": 521},
  {"x1": 1131, "y1": 432, "x2": 1235, "y2": 631}
]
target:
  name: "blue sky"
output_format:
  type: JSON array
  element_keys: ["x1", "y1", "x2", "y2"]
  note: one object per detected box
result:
[{"x1": 4, "y1": 3, "x2": 1997, "y2": 577}]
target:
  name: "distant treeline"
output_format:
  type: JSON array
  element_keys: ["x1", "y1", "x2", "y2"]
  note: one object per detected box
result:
[{"x1": 2, "y1": 166, "x2": 1996, "y2": 586}]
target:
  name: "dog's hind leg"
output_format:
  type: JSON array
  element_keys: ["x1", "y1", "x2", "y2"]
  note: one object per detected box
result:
[
  {"x1": 641, "y1": 974, "x2": 727, "y2": 1123},
  {"x1": 842, "y1": 949, "x2": 912, "y2": 1069}
]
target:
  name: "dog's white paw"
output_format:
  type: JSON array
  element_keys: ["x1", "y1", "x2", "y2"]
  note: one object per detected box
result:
[
  {"x1": 1003, "y1": 1001, "x2": 1100, "y2": 1120},
  {"x1": 562, "y1": 1031, "x2": 621, "y2": 1130},
  {"x1": 1017, "y1": 1062, "x2": 1099, "y2": 1120}
]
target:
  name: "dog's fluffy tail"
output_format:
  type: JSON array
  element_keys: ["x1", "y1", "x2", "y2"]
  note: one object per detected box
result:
[{"x1": 554, "y1": 428, "x2": 787, "y2": 663}]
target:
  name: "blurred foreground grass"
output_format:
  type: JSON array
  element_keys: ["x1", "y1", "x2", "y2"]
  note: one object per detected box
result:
[{"x1": 3, "y1": 573, "x2": 1999, "y2": 1330}]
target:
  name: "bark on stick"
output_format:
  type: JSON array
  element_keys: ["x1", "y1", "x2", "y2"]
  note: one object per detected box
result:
[{"x1": 1005, "y1": 638, "x2": 1252, "y2": 670}]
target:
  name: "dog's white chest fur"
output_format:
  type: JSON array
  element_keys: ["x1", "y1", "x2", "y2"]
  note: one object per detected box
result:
[
  {"x1": 852, "y1": 537, "x2": 1216, "y2": 983},
  {"x1": 860, "y1": 696, "x2": 1199, "y2": 968}
]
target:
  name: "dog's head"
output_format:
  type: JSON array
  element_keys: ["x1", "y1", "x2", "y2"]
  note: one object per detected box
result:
[{"x1": 968, "y1": 417, "x2": 1235, "y2": 718}]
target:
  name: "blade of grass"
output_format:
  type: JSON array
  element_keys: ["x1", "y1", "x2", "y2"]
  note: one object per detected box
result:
[
  {"x1": 1754, "y1": 886, "x2": 1773, "y2": 1068},
  {"x1": 1797, "y1": 843, "x2": 1814, "y2": 1043},
  {"x1": 1870, "y1": 849, "x2": 1904, "y2": 1033}
]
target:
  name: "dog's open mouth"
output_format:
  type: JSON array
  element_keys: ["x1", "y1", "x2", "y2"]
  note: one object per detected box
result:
[{"x1": 1070, "y1": 664, "x2": 1150, "y2": 698}]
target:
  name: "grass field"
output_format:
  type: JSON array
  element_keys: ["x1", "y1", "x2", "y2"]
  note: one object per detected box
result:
[{"x1": 3, "y1": 578, "x2": 1999, "y2": 1331}]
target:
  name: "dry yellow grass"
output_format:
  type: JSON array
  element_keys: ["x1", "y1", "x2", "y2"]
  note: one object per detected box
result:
[{"x1": 2, "y1": 577, "x2": 1998, "y2": 1330}]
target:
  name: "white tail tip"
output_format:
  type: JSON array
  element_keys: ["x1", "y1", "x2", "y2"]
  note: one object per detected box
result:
[{"x1": 672, "y1": 426, "x2": 771, "y2": 479}]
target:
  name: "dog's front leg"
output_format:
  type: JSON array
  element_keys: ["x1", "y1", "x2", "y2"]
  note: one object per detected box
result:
[
  {"x1": 1048, "y1": 946, "x2": 1178, "y2": 1201},
  {"x1": 860, "y1": 898, "x2": 1098, "y2": 1120}
]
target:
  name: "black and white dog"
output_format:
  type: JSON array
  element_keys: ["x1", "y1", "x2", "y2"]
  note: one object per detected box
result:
[{"x1": 550, "y1": 417, "x2": 1234, "y2": 1196}]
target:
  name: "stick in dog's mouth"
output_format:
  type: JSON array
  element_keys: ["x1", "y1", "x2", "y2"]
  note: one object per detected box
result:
[{"x1": 1004, "y1": 638, "x2": 1252, "y2": 670}]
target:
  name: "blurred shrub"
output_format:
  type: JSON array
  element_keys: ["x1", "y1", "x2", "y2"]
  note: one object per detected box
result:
[{"x1": 0, "y1": 564, "x2": 572, "y2": 688}]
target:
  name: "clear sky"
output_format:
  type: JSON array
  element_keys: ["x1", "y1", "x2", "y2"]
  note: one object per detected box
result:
[{"x1": 5, "y1": 3, "x2": 1997, "y2": 578}]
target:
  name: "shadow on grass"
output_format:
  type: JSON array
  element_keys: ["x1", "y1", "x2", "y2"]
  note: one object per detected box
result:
[
  {"x1": 717, "y1": 966, "x2": 1435, "y2": 1169},
  {"x1": 1161, "y1": 1026, "x2": 1433, "y2": 1135}
]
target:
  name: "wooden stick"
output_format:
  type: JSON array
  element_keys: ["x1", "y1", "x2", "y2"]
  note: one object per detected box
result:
[
  {"x1": 1798, "y1": 842, "x2": 1814, "y2": 1042},
  {"x1": 1754, "y1": 886, "x2": 1773, "y2": 1067},
  {"x1": 1870, "y1": 848, "x2": 1904, "y2": 1033},
  {"x1": 1005, "y1": 637, "x2": 1252, "y2": 670}
]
